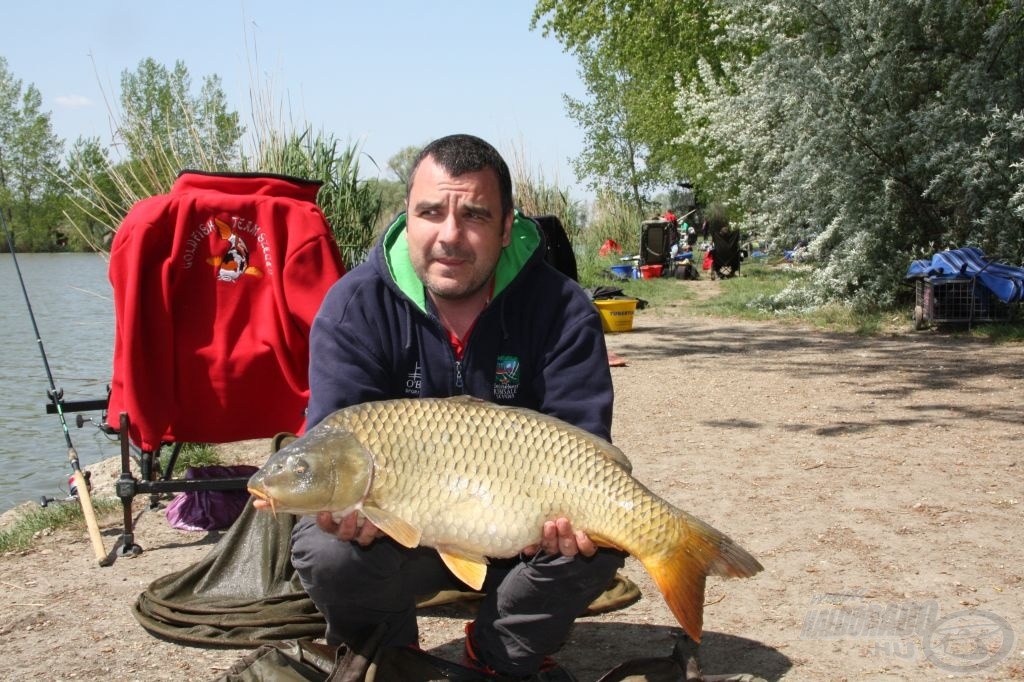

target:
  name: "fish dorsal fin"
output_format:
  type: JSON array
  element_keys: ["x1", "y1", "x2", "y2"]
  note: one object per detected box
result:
[
  {"x1": 444, "y1": 398, "x2": 633, "y2": 474},
  {"x1": 437, "y1": 547, "x2": 489, "y2": 590},
  {"x1": 447, "y1": 395, "x2": 487, "y2": 405},
  {"x1": 361, "y1": 505, "x2": 422, "y2": 549}
]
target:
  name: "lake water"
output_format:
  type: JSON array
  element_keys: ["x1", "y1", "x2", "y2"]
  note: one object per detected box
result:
[{"x1": 0, "y1": 253, "x2": 116, "y2": 513}]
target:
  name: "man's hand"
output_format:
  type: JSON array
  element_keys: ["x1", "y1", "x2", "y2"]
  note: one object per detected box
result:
[
  {"x1": 524, "y1": 517, "x2": 596, "y2": 558},
  {"x1": 317, "y1": 510, "x2": 382, "y2": 545}
]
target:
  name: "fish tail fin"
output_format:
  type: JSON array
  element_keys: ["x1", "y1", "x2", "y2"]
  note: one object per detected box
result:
[{"x1": 640, "y1": 516, "x2": 763, "y2": 643}]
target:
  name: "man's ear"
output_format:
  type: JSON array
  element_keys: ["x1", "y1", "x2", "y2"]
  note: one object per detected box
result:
[{"x1": 502, "y1": 212, "x2": 514, "y2": 247}]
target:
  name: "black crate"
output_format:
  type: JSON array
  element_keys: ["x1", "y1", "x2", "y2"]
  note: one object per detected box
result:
[{"x1": 913, "y1": 277, "x2": 1015, "y2": 329}]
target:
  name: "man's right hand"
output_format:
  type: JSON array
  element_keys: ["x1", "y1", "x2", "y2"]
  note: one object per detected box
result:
[{"x1": 318, "y1": 510, "x2": 382, "y2": 545}]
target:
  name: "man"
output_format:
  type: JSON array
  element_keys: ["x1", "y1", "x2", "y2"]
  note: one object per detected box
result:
[{"x1": 289, "y1": 134, "x2": 622, "y2": 680}]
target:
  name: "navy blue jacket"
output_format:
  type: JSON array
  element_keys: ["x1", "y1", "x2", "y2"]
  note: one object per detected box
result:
[{"x1": 307, "y1": 212, "x2": 614, "y2": 441}]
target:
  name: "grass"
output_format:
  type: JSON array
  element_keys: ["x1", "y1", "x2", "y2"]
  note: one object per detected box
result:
[
  {"x1": 579, "y1": 255, "x2": 1024, "y2": 341},
  {"x1": 0, "y1": 497, "x2": 121, "y2": 554},
  {"x1": 171, "y1": 443, "x2": 221, "y2": 476}
]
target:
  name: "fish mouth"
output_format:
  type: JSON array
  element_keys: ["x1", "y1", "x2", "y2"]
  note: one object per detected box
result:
[{"x1": 247, "y1": 486, "x2": 277, "y2": 515}]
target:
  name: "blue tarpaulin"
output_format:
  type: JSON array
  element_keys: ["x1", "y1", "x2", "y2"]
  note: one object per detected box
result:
[{"x1": 906, "y1": 247, "x2": 1024, "y2": 303}]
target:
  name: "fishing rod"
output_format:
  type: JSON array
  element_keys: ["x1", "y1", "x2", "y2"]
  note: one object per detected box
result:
[{"x1": 1, "y1": 211, "x2": 109, "y2": 565}]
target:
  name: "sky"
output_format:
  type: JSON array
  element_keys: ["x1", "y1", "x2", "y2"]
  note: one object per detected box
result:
[{"x1": 4, "y1": 1, "x2": 590, "y2": 197}]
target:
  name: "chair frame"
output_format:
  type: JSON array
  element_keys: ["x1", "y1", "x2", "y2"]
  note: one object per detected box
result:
[{"x1": 48, "y1": 395, "x2": 251, "y2": 558}]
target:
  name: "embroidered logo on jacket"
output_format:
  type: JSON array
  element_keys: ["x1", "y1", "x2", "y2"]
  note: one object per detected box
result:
[
  {"x1": 405, "y1": 361, "x2": 423, "y2": 396},
  {"x1": 182, "y1": 214, "x2": 275, "y2": 280},
  {"x1": 493, "y1": 355, "x2": 521, "y2": 400},
  {"x1": 207, "y1": 217, "x2": 262, "y2": 281}
]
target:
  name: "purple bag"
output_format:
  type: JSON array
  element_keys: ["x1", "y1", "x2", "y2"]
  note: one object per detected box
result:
[{"x1": 165, "y1": 465, "x2": 259, "y2": 531}]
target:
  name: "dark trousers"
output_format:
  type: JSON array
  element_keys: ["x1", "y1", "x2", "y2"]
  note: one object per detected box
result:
[{"x1": 291, "y1": 515, "x2": 624, "y2": 677}]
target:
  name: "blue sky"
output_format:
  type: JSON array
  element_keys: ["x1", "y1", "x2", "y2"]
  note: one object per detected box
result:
[{"x1": 5, "y1": 2, "x2": 590, "y2": 196}]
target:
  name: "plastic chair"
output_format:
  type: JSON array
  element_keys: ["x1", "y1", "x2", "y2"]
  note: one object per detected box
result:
[{"x1": 102, "y1": 170, "x2": 345, "y2": 558}]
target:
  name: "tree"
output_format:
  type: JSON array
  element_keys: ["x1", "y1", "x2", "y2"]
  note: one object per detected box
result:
[
  {"x1": 679, "y1": 0, "x2": 1024, "y2": 309},
  {"x1": 563, "y1": 45, "x2": 651, "y2": 214},
  {"x1": 0, "y1": 57, "x2": 65, "y2": 251},
  {"x1": 115, "y1": 58, "x2": 244, "y2": 198},
  {"x1": 532, "y1": 0, "x2": 736, "y2": 199},
  {"x1": 386, "y1": 144, "x2": 423, "y2": 185},
  {"x1": 63, "y1": 136, "x2": 118, "y2": 250},
  {"x1": 62, "y1": 58, "x2": 247, "y2": 239}
]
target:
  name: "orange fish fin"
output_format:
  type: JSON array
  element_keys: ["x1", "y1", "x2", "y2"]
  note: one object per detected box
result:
[
  {"x1": 244, "y1": 266, "x2": 263, "y2": 277},
  {"x1": 437, "y1": 548, "x2": 488, "y2": 590},
  {"x1": 360, "y1": 506, "x2": 421, "y2": 548},
  {"x1": 214, "y1": 217, "x2": 233, "y2": 239},
  {"x1": 641, "y1": 549, "x2": 708, "y2": 642},
  {"x1": 207, "y1": 256, "x2": 223, "y2": 268},
  {"x1": 587, "y1": 532, "x2": 626, "y2": 552},
  {"x1": 640, "y1": 517, "x2": 763, "y2": 643}
]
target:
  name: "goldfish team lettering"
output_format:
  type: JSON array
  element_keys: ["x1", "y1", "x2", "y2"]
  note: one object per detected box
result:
[
  {"x1": 182, "y1": 215, "x2": 274, "y2": 277},
  {"x1": 182, "y1": 219, "x2": 217, "y2": 269}
]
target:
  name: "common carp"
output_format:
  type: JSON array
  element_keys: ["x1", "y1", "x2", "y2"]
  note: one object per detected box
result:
[{"x1": 248, "y1": 396, "x2": 762, "y2": 641}]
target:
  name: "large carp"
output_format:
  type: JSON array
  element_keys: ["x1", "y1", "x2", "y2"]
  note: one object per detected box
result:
[{"x1": 248, "y1": 396, "x2": 762, "y2": 641}]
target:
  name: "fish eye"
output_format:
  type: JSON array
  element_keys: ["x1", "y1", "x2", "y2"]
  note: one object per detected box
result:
[{"x1": 292, "y1": 457, "x2": 311, "y2": 478}]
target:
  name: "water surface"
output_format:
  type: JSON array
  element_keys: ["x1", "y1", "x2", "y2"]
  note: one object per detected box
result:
[{"x1": 0, "y1": 253, "x2": 115, "y2": 512}]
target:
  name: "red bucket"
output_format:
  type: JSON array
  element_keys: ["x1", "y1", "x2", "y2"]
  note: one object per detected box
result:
[{"x1": 639, "y1": 264, "x2": 663, "y2": 279}]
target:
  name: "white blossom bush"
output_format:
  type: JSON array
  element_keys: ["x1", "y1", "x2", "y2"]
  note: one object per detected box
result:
[{"x1": 679, "y1": 0, "x2": 1024, "y2": 310}]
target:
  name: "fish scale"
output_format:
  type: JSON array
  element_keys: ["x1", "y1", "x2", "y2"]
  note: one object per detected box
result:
[
  {"x1": 337, "y1": 399, "x2": 635, "y2": 556},
  {"x1": 248, "y1": 396, "x2": 763, "y2": 642}
]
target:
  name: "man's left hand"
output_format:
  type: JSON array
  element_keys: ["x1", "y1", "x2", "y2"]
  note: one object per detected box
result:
[{"x1": 524, "y1": 517, "x2": 596, "y2": 557}]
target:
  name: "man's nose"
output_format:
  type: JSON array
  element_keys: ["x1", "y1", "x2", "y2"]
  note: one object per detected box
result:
[{"x1": 437, "y1": 213, "x2": 463, "y2": 242}]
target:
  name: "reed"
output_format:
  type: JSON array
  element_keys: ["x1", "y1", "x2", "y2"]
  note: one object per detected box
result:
[
  {"x1": 60, "y1": 58, "x2": 384, "y2": 266},
  {"x1": 575, "y1": 190, "x2": 646, "y2": 287},
  {"x1": 506, "y1": 139, "x2": 583, "y2": 245}
]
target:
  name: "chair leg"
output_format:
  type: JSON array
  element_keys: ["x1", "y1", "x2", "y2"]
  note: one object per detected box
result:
[{"x1": 113, "y1": 412, "x2": 143, "y2": 557}]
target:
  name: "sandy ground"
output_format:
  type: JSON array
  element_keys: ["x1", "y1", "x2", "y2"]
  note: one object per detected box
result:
[{"x1": 1, "y1": 281, "x2": 1022, "y2": 681}]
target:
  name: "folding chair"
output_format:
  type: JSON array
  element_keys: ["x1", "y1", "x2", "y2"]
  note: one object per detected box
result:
[
  {"x1": 710, "y1": 226, "x2": 742, "y2": 278},
  {"x1": 102, "y1": 170, "x2": 345, "y2": 557}
]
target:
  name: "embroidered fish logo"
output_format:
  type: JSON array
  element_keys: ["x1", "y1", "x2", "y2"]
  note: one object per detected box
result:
[{"x1": 206, "y1": 217, "x2": 262, "y2": 282}]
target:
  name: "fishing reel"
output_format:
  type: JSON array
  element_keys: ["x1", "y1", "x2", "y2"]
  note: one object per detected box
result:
[{"x1": 39, "y1": 470, "x2": 92, "y2": 508}]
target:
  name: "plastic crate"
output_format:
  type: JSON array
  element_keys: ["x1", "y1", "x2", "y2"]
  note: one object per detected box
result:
[{"x1": 913, "y1": 277, "x2": 1015, "y2": 329}]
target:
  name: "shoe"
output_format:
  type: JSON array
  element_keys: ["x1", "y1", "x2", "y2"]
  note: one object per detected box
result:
[{"x1": 462, "y1": 622, "x2": 578, "y2": 681}]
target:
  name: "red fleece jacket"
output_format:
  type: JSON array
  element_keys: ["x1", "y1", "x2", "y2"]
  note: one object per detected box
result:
[{"x1": 107, "y1": 171, "x2": 345, "y2": 450}]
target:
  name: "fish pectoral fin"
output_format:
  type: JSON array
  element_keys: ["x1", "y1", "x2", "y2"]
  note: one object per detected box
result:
[
  {"x1": 360, "y1": 506, "x2": 422, "y2": 548},
  {"x1": 437, "y1": 548, "x2": 488, "y2": 590}
]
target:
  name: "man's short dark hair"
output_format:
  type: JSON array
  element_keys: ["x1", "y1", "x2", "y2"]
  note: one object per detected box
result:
[{"x1": 407, "y1": 134, "x2": 514, "y2": 218}]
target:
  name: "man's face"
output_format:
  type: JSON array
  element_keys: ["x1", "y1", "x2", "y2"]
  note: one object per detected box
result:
[{"x1": 406, "y1": 156, "x2": 512, "y2": 301}]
